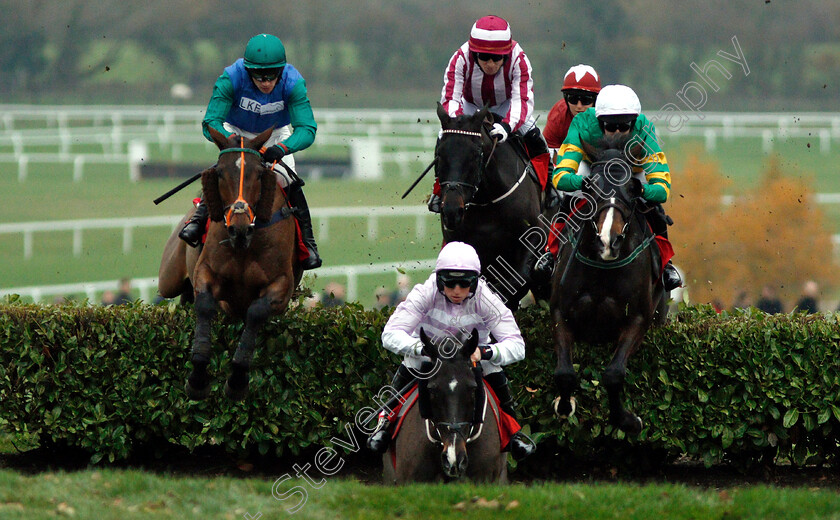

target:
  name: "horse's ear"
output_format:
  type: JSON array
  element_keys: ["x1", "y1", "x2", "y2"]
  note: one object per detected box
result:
[
  {"x1": 461, "y1": 328, "x2": 479, "y2": 359},
  {"x1": 208, "y1": 127, "x2": 231, "y2": 151},
  {"x1": 201, "y1": 166, "x2": 224, "y2": 222},
  {"x1": 627, "y1": 143, "x2": 647, "y2": 165},
  {"x1": 580, "y1": 140, "x2": 598, "y2": 163},
  {"x1": 419, "y1": 328, "x2": 438, "y2": 359},
  {"x1": 436, "y1": 103, "x2": 451, "y2": 127},
  {"x1": 631, "y1": 178, "x2": 644, "y2": 197},
  {"x1": 252, "y1": 127, "x2": 274, "y2": 150}
]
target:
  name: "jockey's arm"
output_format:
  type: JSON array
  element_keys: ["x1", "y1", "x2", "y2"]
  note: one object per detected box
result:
[
  {"x1": 552, "y1": 123, "x2": 587, "y2": 192},
  {"x1": 381, "y1": 290, "x2": 427, "y2": 358},
  {"x1": 504, "y1": 50, "x2": 534, "y2": 133},
  {"x1": 201, "y1": 73, "x2": 236, "y2": 141},
  {"x1": 476, "y1": 289, "x2": 525, "y2": 366},
  {"x1": 635, "y1": 116, "x2": 671, "y2": 204},
  {"x1": 440, "y1": 48, "x2": 468, "y2": 117},
  {"x1": 279, "y1": 79, "x2": 317, "y2": 154}
]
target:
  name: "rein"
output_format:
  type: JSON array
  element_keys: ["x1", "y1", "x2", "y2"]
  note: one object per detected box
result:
[{"x1": 566, "y1": 198, "x2": 656, "y2": 270}]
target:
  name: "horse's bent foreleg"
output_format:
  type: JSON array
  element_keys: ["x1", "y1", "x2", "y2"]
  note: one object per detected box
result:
[
  {"x1": 185, "y1": 290, "x2": 217, "y2": 400},
  {"x1": 224, "y1": 295, "x2": 272, "y2": 401},
  {"x1": 552, "y1": 316, "x2": 578, "y2": 419},
  {"x1": 603, "y1": 318, "x2": 645, "y2": 434}
]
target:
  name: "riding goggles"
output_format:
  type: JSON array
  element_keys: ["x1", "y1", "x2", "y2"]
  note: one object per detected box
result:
[
  {"x1": 438, "y1": 270, "x2": 479, "y2": 289},
  {"x1": 248, "y1": 68, "x2": 281, "y2": 82},
  {"x1": 476, "y1": 53, "x2": 504, "y2": 62},
  {"x1": 601, "y1": 120, "x2": 636, "y2": 133},
  {"x1": 564, "y1": 93, "x2": 597, "y2": 106}
]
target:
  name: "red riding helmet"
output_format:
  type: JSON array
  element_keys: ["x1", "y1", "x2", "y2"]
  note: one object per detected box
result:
[
  {"x1": 561, "y1": 64, "x2": 602, "y2": 93},
  {"x1": 468, "y1": 15, "x2": 513, "y2": 55}
]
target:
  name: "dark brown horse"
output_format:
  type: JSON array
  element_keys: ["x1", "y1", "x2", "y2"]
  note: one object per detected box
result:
[
  {"x1": 158, "y1": 127, "x2": 301, "y2": 400},
  {"x1": 383, "y1": 328, "x2": 507, "y2": 484},
  {"x1": 550, "y1": 139, "x2": 668, "y2": 434},
  {"x1": 435, "y1": 104, "x2": 545, "y2": 310}
]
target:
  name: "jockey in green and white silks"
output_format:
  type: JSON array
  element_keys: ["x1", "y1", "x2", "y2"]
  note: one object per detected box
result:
[
  {"x1": 535, "y1": 85, "x2": 682, "y2": 291},
  {"x1": 181, "y1": 34, "x2": 321, "y2": 270}
]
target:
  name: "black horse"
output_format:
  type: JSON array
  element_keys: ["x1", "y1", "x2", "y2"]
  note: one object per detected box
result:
[
  {"x1": 550, "y1": 138, "x2": 668, "y2": 434},
  {"x1": 435, "y1": 103, "x2": 545, "y2": 309},
  {"x1": 383, "y1": 328, "x2": 507, "y2": 484}
]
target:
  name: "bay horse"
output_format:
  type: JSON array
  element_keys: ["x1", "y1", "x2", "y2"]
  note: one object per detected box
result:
[
  {"x1": 550, "y1": 138, "x2": 668, "y2": 434},
  {"x1": 383, "y1": 328, "x2": 507, "y2": 484},
  {"x1": 158, "y1": 127, "x2": 302, "y2": 401},
  {"x1": 435, "y1": 103, "x2": 545, "y2": 309}
]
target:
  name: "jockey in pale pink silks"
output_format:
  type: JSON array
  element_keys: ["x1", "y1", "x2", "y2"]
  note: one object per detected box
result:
[{"x1": 366, "y1": 241, "x2": 536, "y2": 461}]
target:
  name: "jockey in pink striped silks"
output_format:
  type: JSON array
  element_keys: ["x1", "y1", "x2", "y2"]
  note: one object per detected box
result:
[
  {"x1": 429, "y1": 15, "x2": 552, "y2": 213},
  {"x1": 366, "y1": 242, "x2": 536, "y2": 461}
]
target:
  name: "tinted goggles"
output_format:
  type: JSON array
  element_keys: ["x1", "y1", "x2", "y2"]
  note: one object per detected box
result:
[
  {"x1": 602, "y1": 120, "x2": 635, "y2": 133},
  {"x1": 564, "y1": 92, "x2": 597, "y2": 106},
  {"x1": 476, "y1": 53, "x2": 504, "y2": 62},
  {"x1": 248, "y1": 68, "x2": 281, "y2": 82},
  {"x1": 438, "y1": 271, "x2": 479, "y2": 289}
]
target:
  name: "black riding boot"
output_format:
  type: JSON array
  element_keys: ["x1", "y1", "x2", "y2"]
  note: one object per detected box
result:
[
  {"x1": 645, "y1": 204, "x2": 682, "y2": 291},
  {"x1": 484, "y1": 371, "x2": 536, "y2": 461},
  {"x1": 287, "y1": 183, "x2": 322, "y2": 270},
  {"x1": 178, "y1": 200, "x2": 209, "y2": 248},
  {"x1": 367, "y1": 365, "x2": 414, "y2": 454}
]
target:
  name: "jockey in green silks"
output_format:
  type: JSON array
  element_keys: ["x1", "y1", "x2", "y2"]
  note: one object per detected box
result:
[{"x1": 534, "y1": 84, "x2": 682, "y2": 291}]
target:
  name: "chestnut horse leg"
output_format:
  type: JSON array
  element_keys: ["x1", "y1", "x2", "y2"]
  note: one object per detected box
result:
[
  {"x1": 552, "y1": 308, "x2": 578, "y2": 419},
  {"x1": 224, "y1": 295, "x2": 272, "y2": 401},
  {"x1": 157, "y1": 211, "x2": 192, "y2": 299},
  {"x1": 185, "y1": 290, "x2": 217, "y2": 400},
  {"x1": 602, "y1": 316, "x2": 645, "y2": 434}
]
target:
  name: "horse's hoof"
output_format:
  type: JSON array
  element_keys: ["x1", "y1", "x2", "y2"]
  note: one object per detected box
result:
[
  {"x1": 184, "y1": 379, "x2": 211, "y2": 401},
  {"x1": 615, "y1": 412, "x2": 643, "y2": 435},
  {"x1": 224, "y1": 380, "x2": 249, "y2": 401},
  {"x1": 552, "y1": 396, "x2": 576, "y2": 419}
]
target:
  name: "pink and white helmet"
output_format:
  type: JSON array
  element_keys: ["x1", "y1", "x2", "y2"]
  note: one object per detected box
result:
[
  {"x1": 436, "y1": 241, "x2": 481, "y2": 273},
  {"x1": 468, "y1": 15, "x2": 513, "y2": 55}
]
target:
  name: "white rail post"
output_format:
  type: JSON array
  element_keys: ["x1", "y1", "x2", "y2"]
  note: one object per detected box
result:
[
  {"x1": 704, "y1": 129, "x2": 717, "y2": 152},
  {"x1": 345, "y1": 267, "x2": 358, "y2": 302},
  {"x1": 73, "y1": 228, "x2": 83, "y2": 257},
  {"x1": 23, "y1": 230, "x2": 33, "y2": 259},
  {"x1": 350, "y1": 138, "x2": 383, "y2": 180},
  {"x1": 128, "y1": 140, "x2": 148, "y2": 182},
  {"x1": 820, "y1": 129, "x2": 830, "y2": 155},
  {"x1": 367, "y1": 215, "x2": 378, "y2": 240},
  {"x1": 73, "y1": 155, "x2": 85, "y2": 182},
  {"x1": 17, "y1": 155, "x2": 28, "y2": 182},
  {"x1": 122, "y1": 226, "x2": 133, "y2": 254}
]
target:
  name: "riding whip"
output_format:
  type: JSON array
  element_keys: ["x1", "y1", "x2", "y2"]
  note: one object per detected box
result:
[
  {"x1": 153, "y1": 171, "x2": 204, "y2": 205},
  {"x1": 401, "y1": 157, "x2": 437, "y2": 199}
]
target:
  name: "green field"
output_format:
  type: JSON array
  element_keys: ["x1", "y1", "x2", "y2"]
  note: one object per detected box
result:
[
  {"x1": 1, "y1": 132, "x2": 838, "y2": 307},
  {"x1": 0, "y1": 468, "x2": 838, "y2": 520}
]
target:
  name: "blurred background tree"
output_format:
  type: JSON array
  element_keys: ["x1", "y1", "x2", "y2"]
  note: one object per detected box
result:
[
  {"x1": 670, "y1": 151, "x2": 837, "y2": 309},
  {"x1": 2, "y1": 0, "x2": 838, "y2": 110}
]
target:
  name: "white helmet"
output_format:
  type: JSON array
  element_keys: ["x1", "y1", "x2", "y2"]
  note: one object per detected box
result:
[{"x1": 595, "y1": 84, "x2": 641, "y2": 118}]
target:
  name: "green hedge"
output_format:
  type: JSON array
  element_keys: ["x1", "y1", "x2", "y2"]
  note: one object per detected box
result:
[{"x1": 1, "y1": 298, "x2": 838, "y2": 468}]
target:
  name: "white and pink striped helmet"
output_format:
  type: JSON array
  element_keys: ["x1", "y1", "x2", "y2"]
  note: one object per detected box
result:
[{"x1": 468, "y1": 15, "x2": 513, "y2": 55}]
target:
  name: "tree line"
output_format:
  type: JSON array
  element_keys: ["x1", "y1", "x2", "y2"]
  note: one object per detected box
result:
[{"x1": 3, "y1": 0, "x2": 839, "y2": 111}]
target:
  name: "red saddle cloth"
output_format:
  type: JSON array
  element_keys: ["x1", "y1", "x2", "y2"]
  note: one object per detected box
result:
[
  {"x1": 385, "y1": 381, "x2": 518, "y2": 469},
  {"x1": 192, "y1": 189, "x2": 310, "y2": 262},
  {"x1": 546, "y1": 198, "x2": 674, "y2": 275}
]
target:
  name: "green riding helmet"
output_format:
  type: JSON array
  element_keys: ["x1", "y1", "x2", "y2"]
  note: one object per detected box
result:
[{"x1": 244, "y1": 34, "x2": 286, "y2": 69}]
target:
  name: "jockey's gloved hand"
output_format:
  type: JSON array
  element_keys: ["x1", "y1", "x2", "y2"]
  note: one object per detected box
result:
[
  {"x1": 489, "y1": 122, "x2": 511, "y2": 143},
  {"x1": 262, "y1": 144, "x2": 287, "y2": 164},
  {"x1": 478, "y1": 345, "x2": 494, "y2": 361},
  {"x1": 642, "y1": 183, "x2": 668, "y2": 204}
]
